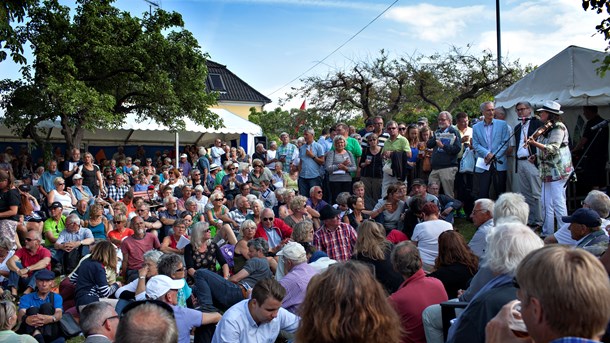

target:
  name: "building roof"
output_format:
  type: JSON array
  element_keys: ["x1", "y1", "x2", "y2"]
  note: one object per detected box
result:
[{"x1": 206, "y1": 60, "x2": 272, "y2": 104}]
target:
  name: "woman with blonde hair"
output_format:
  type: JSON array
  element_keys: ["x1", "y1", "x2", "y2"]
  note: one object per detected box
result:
[
  {"x1": 184, "y1": 222, "x2": 229, "y2": 282},
  {"x1": 296, "y1": 261, "x2": 402, "y2": 343},
  {"x1": 107, "y1": 213, "x2": 133, "y2": 246},
  {"x1": 81, "y1": 152, "x2": 104, "y2": 197},
  {"x1": 205, "y1": 192, "x2": 237, "y2": 245},
  {"x1": 352, "y1": 220, "x2": 403, "y2": 293},
  {"x1": 282, "y1": 195, "x2": 313, "y2": 229},
  {"x1": 47, "y1": 177, "x2": 76, "y2": 214},
  {"x1": 0, "y1": 300, "x2": 35, "y2": 342}
]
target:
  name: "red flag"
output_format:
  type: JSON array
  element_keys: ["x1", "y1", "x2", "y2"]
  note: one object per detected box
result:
[{"x1": 299, "y1": 100, "x2": 306, "y2": 111}]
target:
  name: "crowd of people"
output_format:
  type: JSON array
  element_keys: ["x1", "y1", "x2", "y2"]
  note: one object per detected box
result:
[{"x1": 0, "y1": 99, "x2": 607, "y2": 343}]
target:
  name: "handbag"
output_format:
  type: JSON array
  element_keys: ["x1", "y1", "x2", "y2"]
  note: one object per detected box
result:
[
  {"x1": 50, "y1": 292, "x2": 82, "y2": 338},
  {"x1": 459, "y1": 147, "x2": 476, "y2": 174}
]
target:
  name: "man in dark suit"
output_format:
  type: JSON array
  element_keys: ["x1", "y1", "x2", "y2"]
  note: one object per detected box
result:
[
  {"x1": 81, "y1": 302, "x2": 118, "y2": 343},
  {"x1": 513, "y1": 101, "x2": 543, "y2": 228}
]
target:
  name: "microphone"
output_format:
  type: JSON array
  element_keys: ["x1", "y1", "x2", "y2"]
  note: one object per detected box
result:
[{"x1": 591, "y1": 119, "x2": 610, "y2": 131}]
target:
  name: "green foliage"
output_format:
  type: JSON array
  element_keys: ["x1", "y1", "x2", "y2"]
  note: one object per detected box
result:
[
  {"x1": 583, "y1": 0, "x2": 610, "y2": 74},
  {"x1": 0, "y1": 0, "x2": 218, "y2": 152},
  {"x1": 0, "y1": 0, "x2": 38, "y2": 64},
  {"x1": 285, "y1": 47, "x2": 531, "y2": 123}
]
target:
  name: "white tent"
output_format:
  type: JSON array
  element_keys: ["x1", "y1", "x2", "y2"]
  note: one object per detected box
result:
[
  {"x1": 494, "y1": 45, "x2": 610, "y2": 202},
  {"x1": 0, "y1": 108, "x2": 262, "y2": 154}
]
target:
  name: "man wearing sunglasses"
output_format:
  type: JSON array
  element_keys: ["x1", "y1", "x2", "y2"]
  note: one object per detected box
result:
[
  {"x1": 146, "y1": 275, "x2": 221, "y2": 343},
  {"x1": 7, "y1": 230, "x2": 51, "y2": 299},
  {"x1": 254, "y1": 209, "x2": 292, "y2": 254}
]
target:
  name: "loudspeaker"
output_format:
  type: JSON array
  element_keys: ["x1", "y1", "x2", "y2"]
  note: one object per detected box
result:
[{"x1": 254, "y1": 136, "x2": 267, "y2": 149}]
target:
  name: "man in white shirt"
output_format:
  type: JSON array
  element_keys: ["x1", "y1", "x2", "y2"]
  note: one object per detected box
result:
[{"x1": 212, "y1": 278, "x2": 299, "y2": 343}]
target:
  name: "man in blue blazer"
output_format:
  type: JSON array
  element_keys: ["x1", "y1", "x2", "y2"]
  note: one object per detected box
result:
[{"x1": 472, "y1": 101, "x2": 510, "y2": 199}]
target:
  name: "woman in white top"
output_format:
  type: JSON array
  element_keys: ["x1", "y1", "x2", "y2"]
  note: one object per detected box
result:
[
  {"x1": 47, "y1": 177, "x2": 76, "y2": 215},
  {"x1": 411, "y1": 202, "x2": 453, "y2": 272}
]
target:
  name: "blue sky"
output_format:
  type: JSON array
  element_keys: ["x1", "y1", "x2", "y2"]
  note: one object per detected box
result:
[{"x1": 1, "y1": 0, "x2": 607, "y2": 109}]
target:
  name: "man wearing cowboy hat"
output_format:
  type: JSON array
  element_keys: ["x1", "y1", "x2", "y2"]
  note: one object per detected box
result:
[{"x1": 313, "y1": 205, "x2": 357, "y2": 262}]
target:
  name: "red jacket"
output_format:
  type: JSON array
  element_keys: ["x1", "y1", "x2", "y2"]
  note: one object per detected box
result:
[{"x1": 254, "y1": 218, "x2": 293, "y2": 245}]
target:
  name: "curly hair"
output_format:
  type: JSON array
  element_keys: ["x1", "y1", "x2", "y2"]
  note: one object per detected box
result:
[{"x1": 295, "y1": 261, "x2": 402, "y2": 343}]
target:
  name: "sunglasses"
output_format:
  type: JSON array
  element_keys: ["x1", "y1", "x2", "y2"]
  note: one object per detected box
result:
[
  {"x1": 262, "y1": 217, "x2": 274, "y2": 222},
  {"x1": 120, "y1": 300, "x2": 175, "y2": 319},
  {"x1": 214, "y1": 198, "x2": 224, "y2": 202},
  {"x1": 24, "y1": 238, "x2": 35, "y2": 242},
  {"x1": 114, "y1": 221, "x2": 123, "y2": 224},
  {"x1": 174, "y1": 267, "x2": 185, "y2": 273},
  {"x1": 58, "y1": 183, "x2": 65, "y2": 186},
  {"x1": 398, "y1": 127, "x2": 407, "y2": 131}
]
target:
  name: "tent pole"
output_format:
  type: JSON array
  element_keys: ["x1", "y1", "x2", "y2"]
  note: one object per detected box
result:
[{"x1": 175, "y1": 132, "x2": 179, "y2": 165}]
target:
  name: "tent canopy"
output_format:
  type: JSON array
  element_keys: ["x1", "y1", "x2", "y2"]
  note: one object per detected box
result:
[
  {"x1": 0, "y1": 108, "x2": 262, "y2": 148},
  {"x1": 495, "y1": 46, "x2": 610, "y2": 109}
]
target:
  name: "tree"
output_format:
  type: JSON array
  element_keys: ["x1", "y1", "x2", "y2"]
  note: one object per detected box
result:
[
  {"x1": 0, "y1": 0, "x2": 219, "y2": 152},
  {"x1": 285, "y1": 47, "x2": 531, "y2": 122},
  {"x1": 582, "y1": 0, "x2": 610, "y2": 75},
  {"x1": 0, "y1": 0, "x2": 38, "y2": 64}
]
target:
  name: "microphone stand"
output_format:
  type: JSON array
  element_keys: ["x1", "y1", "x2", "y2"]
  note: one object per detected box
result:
[
  {"x1": 564, "y1": 120, "x2": 609, "y2": 188},
  {"x1": 488, "y1": 125, "x2": 520, "y2": 167}
]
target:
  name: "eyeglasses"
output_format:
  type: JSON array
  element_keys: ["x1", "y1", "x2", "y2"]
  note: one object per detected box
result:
[
  {"x1": 138, "y1": 209, "x2": 147, "y2": 212},
  {"x1": 398, "y1": 127, "x2": 407, "y2": 131},
  {"x1": 214, "y1": 198, "x2": 224, "y2": 201},
  {"x1": 120, "y1": 300, "x2": 175, "y2": 319},
  {"x1": 203, "y1": 229, "x2": 211, "y2": 233},
  {"x1": 174, "y1": 267, "x2": 185, "y2": 273},
  {"x1": 103, "y1": 315, "x2": 119, "y2": 326},
  {"x1": 387, "y1": 127, "x2": 398, "y2": 130},
  {"x1": 516, "y1": 108, "x2": 528, "y2": 112},
  {"x1": 512, "y1": 277, "x2": 520, "y2": 289},
  {"x1": 228, "y1": 167, "x2": 236, "y2": 170},
  {"x1": 316, "y1": 191, "x2": 323, "y2": 194},
  {"x1": 58, "y1": 183, "x2": 65, "y2": 186},
  {"x1": 262, "y1": 217, "x2": 274, "y2": 222},
  {"x1": 24, "y1": 238, "x2": 35, "y2": 242}
]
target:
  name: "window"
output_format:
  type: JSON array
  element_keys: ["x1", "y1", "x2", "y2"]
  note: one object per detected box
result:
[{"x1": 207, "y1": 74, "x2": 226, "y2": 92}]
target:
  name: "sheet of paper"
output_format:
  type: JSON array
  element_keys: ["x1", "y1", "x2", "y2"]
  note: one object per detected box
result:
[
  {"x1": 176, "y1": 235, "x2": 191, "y2": 249},
  {"x1": 332, "y1": 170, "x2": 346, "y2": 175},
  {"x1": 476, "y1": 157, "x2": 490, "y2": 171}
]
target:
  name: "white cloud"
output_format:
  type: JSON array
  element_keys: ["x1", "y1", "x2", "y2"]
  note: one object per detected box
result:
[
  {"x1": 477, "y1": 0, "x2": 608, "y2": 66},
  {"x1": 384, "y1": 3, "x2": 486, "y2": 42},
  {"x1": 180, "y1": 0, "x2": 383, "y2": 11}
]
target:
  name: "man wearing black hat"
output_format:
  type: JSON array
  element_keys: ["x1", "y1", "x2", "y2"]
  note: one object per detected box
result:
[
  {"x1": 313, "y1": 205, "x2": 357, "y2": 262},
  {"x1": 17, "y1": 269, "x2": 63, "y2": 342},
  {"x1": 563, "y1": 208, "x2": 608, "y2": 257}
]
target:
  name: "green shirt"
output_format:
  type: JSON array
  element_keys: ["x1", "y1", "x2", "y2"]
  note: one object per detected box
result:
[
  {"x1": 43, "y1": 215, "x2": 66, "y2": 246},
  {"x1": 382, "y1": 135, "x2": 411, "y2": 153}
]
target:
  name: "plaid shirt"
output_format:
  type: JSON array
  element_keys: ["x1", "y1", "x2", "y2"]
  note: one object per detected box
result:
[
  {"x1": 107, "y1": 184, "x2": 129, "y2": 202},
  {"x1": 313, "y1": 222, "x2": 357, "y2": 262},
  {"x1": 277, "y1": 143, "x2": 297, "y2": 172}
]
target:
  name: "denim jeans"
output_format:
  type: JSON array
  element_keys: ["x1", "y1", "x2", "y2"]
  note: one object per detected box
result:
[
  {"x1": 298, "y1": 176, "x2": 321, "y2": 197},
  {"x1": 8, "y1": 262, "x2": 37, "y2": 293},
  {"x1": 193, "y1": 269, "x2": 244, "y2": 310}
]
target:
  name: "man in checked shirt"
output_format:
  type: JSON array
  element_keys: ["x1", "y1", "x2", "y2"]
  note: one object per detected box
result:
[{"x1": 313, "y1": 205, "x2": 357, "y2": 261}]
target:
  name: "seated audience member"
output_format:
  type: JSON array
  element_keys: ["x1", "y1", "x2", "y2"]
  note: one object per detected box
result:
[
  {"x1": 427, "y1": 181, "x2": 462, "y2": 224},
  {"x1": 17, "y1": 270, "x2": 63, "y2": 343},
  {"x1": 493, "y1": 192, "x2": 530, "y2": 226},
  {"x1": 54, "y1": 214, "x2": 94, "y2": 274},
  {"x1": 43, "y1": 202, "x2": 66, "y2": 248},
  {"x1": 86, "y1": 203, "x2": 108, "y2": 240},
  {"x1": 7, "y1": 230, "x2": 51, "y2": 298},
  {"x1": 411, "y1": 202, "x2": 453, "y2": 272},
  {"x1": 254, "y1": 208, "x2": 292, "y2": 253},
  {"x1": 107, "y1": 214, "x2": 133, "y2": 247},
  {"x1": 0, "y1": 237, "x2": 14, "y2": 292},
  {"x1": 176, "y1": 185, "x2": 192, "y2": 212},
  {"x1": 137, "y1": 204, "x2": 162, "y2": 237},
  {"x1": 145, "y1": 275, "x2": 221, "y2": 343},
  {"x1": 190, "y1": 185, "x2": 209, "y2": 213},
  {"x1": 343, "y1": 195, "x2": 369, "y2": 231},
  {"x1": 205, "y1": 192, "x2": 238, "y2": 245},
  {"x1": 184, "y1": 222, "x2": 229, "y2": 282},
  {"x1": 389, "y1": 241, "x2": 448, "y2": 343},
  {"x1": 115, "y1": 301, "x2": 178, "y2": 343},
  {"x1": 71, "y1": 241, "x2": 121, "y2": 312},
  {"x1": 120, "y1": 216, "x2": 161, "y2": 282},
  {"x1": 158, "y1": 196, "x2": 181, "y2": 240},
  {"x1": 282, "y1": 195, "x2": 315, "y2": 229},
  {"x1": 227, "y1": 195, "x2": 251, "y2": 232},
  {"x1": 71, "y1": 174, "x2": 94, "y2": 206},
  {"x1": 155, "y1": 253, "x2": 191, "y2": 308},
  {"x1": 468, "y1": 198, "x2": 494, "y2": 258},
  {"x1": 408, "y1": 178, "x2": 440, "y2": 206},
  {"x1": 160, "y1": 219, "x2": 189, "y2": 255},
  {"x1": 352, "y1": 220, "x2": 403, "y2": 294},
  {"x1": 213, "y1": 278, "x2": 299, "y2": 343},
  {"x1": 193, "y1": 238, "x2": 272, "y2": 312},
  {"x1": 115, "y1": 250, "x2": 163, "y2": 313},
  {"x1": 80, "y1": 302, "x2": 119, "y2": 343},
  {"x1": 562, "y1": 208, "x2": 608, "y2": 256},
  {"x1": 233, "y1": 220, "x2": 258, "y2": 274},
  {"x1": 545, "y1": 190, "x2": 610, "y2": 245},
  {"x1": 277, "y1": 242, "x2": 318, "y2": 314},
  {"x1": 47, "y1": 177, "x2": 77, "y2": 215},
  {"x1": 107, "y1": 174, "x2": 129, "y2": 203},
  {"x1": 0, "y1": 300, "x2": 37, "y2": 342},
  {"x1": 306, "y1": 186, "x2": 328, "y2": 213},
  {"x1": 486, "y1": 245, "x2": 610, "y2": 343},
  {"x1": 446, "y1": 222, "x2": 544, "y2": 343},
  {"x1": 428, "y1": 230, "x2": 479, "y2": 299},
  {"x1": 296, "y1": 261, "x2": 401, "y2": 343},
  {"x1": 313, "y1": 205, "x2": 357, "y2": 262},
  {"x1": 369, "y1": 183, "x2": 406, "y2": 232}
]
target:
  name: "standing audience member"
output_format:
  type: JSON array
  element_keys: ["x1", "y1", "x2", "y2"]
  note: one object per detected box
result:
[
  {"x1": 472, "y1": 101, "x2": 510, "y2": 199},
  {"x1": 486, "y1": 245, "x2": 610, "y2": 343},
  {"x1": 525, "y1": 100, "x2": 573, "y2": 238},
  {"x1": 298, "y1": 128, "x2": 325, "y2": 198},
  {"x1": 513, "y1": 101, "x2": 543, "y2": 228},
  {"x1": 427, "y1": 111, "x2": 461, "y2": 198},
  {"x1": 325, "y1": 136, "x2": 356, "y2": 203},
  {"x1": 389, "y1": 241, "x2": 448, "y2": 343},
  {"x1": 381, "y1": 121, "x2": 411, "y2": 197},
  {"x1": 297, "y1": 261, "x2": 401, "y2": 343},
  {"x1": 0, "y1": 170, "x2": 21, "y2": 247},
  {"x1": 359, "y1": 133, "x2": 384, "y2": 209}
]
